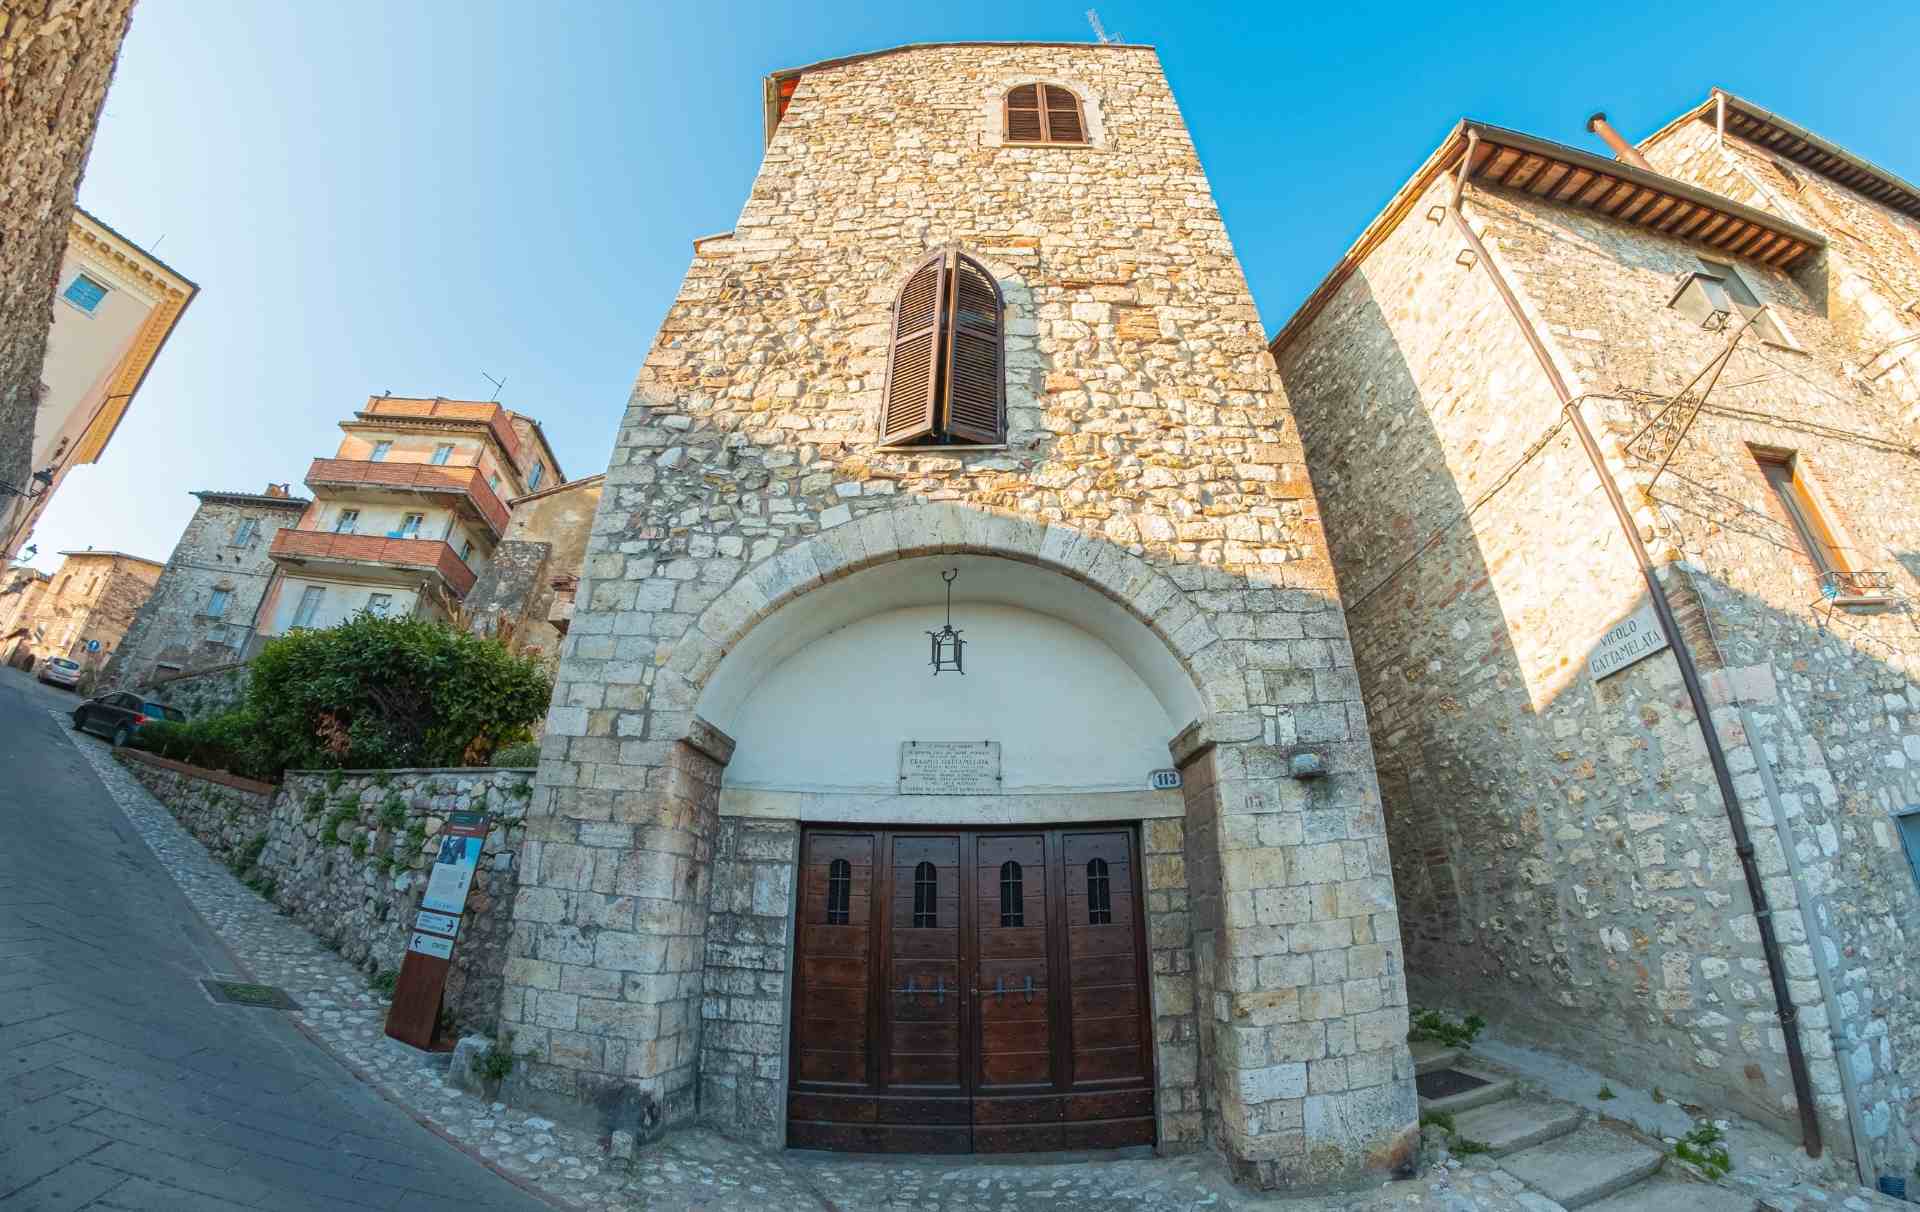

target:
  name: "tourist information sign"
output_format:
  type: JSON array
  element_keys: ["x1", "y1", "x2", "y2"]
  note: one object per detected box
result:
[{"x1": 384, "y1": 811, "x2": 489, "y2": 1049}]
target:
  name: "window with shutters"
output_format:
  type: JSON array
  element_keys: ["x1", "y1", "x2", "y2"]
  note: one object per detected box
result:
[
  {"x1": 826, "y1": 859, "x2": 851, "y2": 925},
  {"x1": 880, "y1": 250, "x2": 1006, "y2": 447},
  {"x1": 1003, "y1": 83, "x2": 1086, "y2": 145},
  {"x1": 913, "y1": 862, "x2": 938, "y2": 928}
]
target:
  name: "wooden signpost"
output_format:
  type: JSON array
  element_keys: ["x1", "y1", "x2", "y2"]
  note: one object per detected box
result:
[{"x1": 384, "y1": 810, "x2": 489, "y2": 1049}]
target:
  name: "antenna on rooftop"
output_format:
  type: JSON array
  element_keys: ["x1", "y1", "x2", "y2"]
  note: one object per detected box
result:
[
  {"x1": 1086, "y1": 9, "x2": 1119, "y2": 43},
  {"x1": 481, "y1": 371, "x2": 506, "y2": 402}
]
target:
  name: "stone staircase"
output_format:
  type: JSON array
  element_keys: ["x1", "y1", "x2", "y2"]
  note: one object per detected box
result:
[{"x1": 1413, "y1": 1042, "x2": 1757, "y2": 1211}]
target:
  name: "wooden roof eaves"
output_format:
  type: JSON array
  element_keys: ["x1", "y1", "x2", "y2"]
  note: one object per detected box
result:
[
  {"x1": 1268, "y1": 119, "x2": 1827, "y2": 358},
  {"x1": 1640, "y1": 89, "x2": 1920, "y2": 221}
]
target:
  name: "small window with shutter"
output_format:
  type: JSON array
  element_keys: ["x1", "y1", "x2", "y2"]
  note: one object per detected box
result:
[
  {"x1": 1004, "y1": 83, "x2": 1086, "y2": 145},
  {"x1": 880, "y1": 249, "x2": 1007, "y2": 447}
]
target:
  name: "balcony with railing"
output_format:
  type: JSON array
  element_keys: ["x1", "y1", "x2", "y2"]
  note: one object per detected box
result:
[
  {"x1": 268, "y1": 529, "x2": 476, "y2": 597},
  {"x1": 358, "y1": 397, "x2": 526, "y2": 473},
  {"x1": 303, "y1": 457, "x2": 510, "y2": 537}
]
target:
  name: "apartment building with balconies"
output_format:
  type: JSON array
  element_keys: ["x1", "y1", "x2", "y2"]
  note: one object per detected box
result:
[{"x1": 262, "y1": 396, "x2": 564, "y2": 633}]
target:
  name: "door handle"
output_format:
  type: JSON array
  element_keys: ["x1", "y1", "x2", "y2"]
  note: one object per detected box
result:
[
  {"x1": 892, "y1": 976, "x2": 945, "y2": 1005},
  {"x1": 993, "y1": 976, "x2": 1005, "y2": 1004},
  {"x1": 1024, "y1": 975, "x2": 1035, "y2": 1004}
]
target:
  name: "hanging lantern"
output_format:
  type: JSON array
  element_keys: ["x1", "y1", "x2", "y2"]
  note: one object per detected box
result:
[{"x1": 926, "y1": 568, "x2": 966, "y2": 675}]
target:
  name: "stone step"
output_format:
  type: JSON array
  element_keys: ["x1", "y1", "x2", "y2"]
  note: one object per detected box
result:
[
  {"x1": 1409, "y1": 1039, "x2": 1462, "y2": 1075},
  {"x1": 1450, "y1": 1094, "x2": 1584, "y2": 1156},
  {"x1": 1499, "y1": 1123, "x2": 1666, "y2": 1210},
  {"x1": 1417, "y1": 1066, "x2": 1515, "y2": 1115},
  {"x1": 1582, "y1": 1175, "x2": 1757, "y2": 1212}
]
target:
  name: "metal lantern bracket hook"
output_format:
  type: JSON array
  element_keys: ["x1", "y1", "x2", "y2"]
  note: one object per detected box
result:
[{"x1": 927, "y1": 567, "x2": 966, "y2": 675}]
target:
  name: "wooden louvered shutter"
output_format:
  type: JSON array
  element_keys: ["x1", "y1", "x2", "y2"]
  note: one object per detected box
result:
[
  {"x1": 1043, "y1": 85, "x2": 1084, "y2": 144},
  {"x1": 942, "y1": 253, "x2": 1005, "y2": 445},
  {"x1": 1004, "y1": 84, "x2": 1043, "y2": 143},
  {"x1": 882, "y1": 251, "x2": 946, "y2": 445}
]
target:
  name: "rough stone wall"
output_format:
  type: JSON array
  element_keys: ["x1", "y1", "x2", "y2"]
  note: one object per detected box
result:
[
  {"x1": 698, "y1": 817, "x2": 797, "y2": 1143},
  {"x1": 116, "y1": 748, "x2": 276, "y2": 869},
  {"x1": 1140, "y1": 813, "x2": 1205, "y2": 1151},
  {"x1": 1640, "y1": 116, "x2": 1920, "y2": 424},
  {"x1": 144, "y1": 659, "x2": 250, "y2": 717},
  {"x1": 1280, "y1": 156, "x2": 1920, "y2": 1168},
  {"x1": 107, "y1": 495, "x2": 306, "y2": 690},
  {"x1": 0, "y1": 0, "x2": 135, "y2": 501},
  {"x1": 1477, "y1": 173, "x2": 1920, "y2": 1174},
  {"x1": 264, "y1": 767, "x2": 532, "y2": 1034},
  {"x1": 502, "y1": 42, "x2": 1414, "y2": 1187}
]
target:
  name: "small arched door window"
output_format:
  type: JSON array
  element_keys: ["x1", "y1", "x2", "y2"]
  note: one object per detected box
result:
[
  {"x1": 1086, "y1": 858, "x2": 1112, "y2": 925},
  {"x1": 1004, "y1": 83, "x2": 1086, "y2": 144},
  {"x1": 826, "y1": 858, "x2": 851, "y2": 925},
  {"x1": 913, "y1": 861, "x2": 938, "y2": 928},
  {"x1": 881, "y1": 250, "x2": 1005, "y2": 446},
  {"x1": 999, "y1": 861, "x2": 1025, "y2": 927}
]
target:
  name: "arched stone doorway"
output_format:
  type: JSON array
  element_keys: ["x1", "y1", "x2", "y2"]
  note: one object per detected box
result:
[
  {"x1": 501, "y1": 503, "x2": 1418, "y2": 1188},
  {"x1": 695, "y1": 552, "x2": 1206, "y2": 1151}
]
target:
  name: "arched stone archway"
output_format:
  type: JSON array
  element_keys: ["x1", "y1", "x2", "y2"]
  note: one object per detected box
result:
[{"x1": 501, "y1": 502, "x2": 1418, "y2": 1188}]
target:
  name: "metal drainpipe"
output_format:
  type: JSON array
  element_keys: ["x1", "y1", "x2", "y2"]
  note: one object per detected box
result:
[{"x1": 1445, "y1": 129, "x2": 1825, "y2": 1158}]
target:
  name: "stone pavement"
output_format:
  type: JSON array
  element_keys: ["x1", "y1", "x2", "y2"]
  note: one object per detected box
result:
[
  {"x1": 22, "y1": 668, "x2": 1910, "y2": 1212},
  {"x1": 0, "y1": 670, "x2": 550, "y2": 1211}
]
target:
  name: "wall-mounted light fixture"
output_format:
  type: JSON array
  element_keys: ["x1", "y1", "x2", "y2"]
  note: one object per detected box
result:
[
  {"x1": 0, "y1": 468, "x2": 55, "y2": 501},
  {"x1": 926, "y1": 568, "x2": 966, "y2": 675}
]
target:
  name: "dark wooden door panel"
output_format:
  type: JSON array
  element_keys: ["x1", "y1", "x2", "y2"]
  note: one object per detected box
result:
[{"x1": 790, "y1": 825, "x2": 1155, "y2": 1154}]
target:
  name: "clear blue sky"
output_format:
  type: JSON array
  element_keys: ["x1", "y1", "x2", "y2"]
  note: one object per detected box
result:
[{"x1": 29, "y1": 0, "x2": 1920, "y2": 571}]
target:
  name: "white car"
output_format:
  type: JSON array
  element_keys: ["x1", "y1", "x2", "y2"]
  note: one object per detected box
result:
[{"x1": 38, "y1": 656, "x2": 83, "y2": 689}]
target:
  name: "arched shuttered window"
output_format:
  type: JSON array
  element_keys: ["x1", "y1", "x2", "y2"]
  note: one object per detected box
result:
[
  {"x1": 826, "y1": 859, "x2": 851, "y2": 925},
  {"x1": 881, "y1": 249, "x2": 1005, "y2": 446},
  {"x1": 1004, "y1": 83, "x2": 1086, "y2": 144},
  {"x1": 913, "y1": 861, "x2": 938, "y2": 928},
  {"x1": 1086, "y1": 858, "x2": 1112, "y2": 925},
  {"x1": 999, "y1": 861, "x2": 1025, "y2": 927}
]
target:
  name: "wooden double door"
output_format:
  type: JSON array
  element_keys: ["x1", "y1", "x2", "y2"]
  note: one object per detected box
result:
[{"x1": 786, "y1": 825, "x2": 1156, "y2": 1153}]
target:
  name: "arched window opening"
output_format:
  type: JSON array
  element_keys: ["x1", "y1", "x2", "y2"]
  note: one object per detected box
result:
[
  {"x1": 999, "y1": 860, "x2": 1025, "y2": 927},
  {"x1": 881, "y1": 249, "x2": 1005, "y2": 447},
  {"x1": 913, "y1": 861, "x2": 938, "y2": 928},
  {"x1": 826, "y1": 858, "x2": 850, "y2": 925},
  {"x1": 1004, "y1": 83, "x2": 1086, "y2": 144},
  {"x1": 1087, "y1": 858, "x2": 1112, "y2": 925}
]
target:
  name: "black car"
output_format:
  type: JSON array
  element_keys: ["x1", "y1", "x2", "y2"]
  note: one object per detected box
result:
[{"x1": 71, "y1": 692, "x2": 186, "y2": 747}]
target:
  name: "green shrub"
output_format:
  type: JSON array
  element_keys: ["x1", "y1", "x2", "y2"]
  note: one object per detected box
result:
[
  {"x1": 491, "y1": 741, "x2": 541, "y2": 768},
  {"x1": 378, "y1": 792, "x2": 407, "y2": 829},
  {"x1": 248, "y1": 613, "x2": 551, "y2": 773},
  {"x1": 1674, "y1": 1122, "x2": 1732, "y2": 1179},
  {"x1": 1407, "y1": 1008, "x2": 1487, "y2": 1050},
  {"x1": 129, "y1": 709, "x2": 274, "y2": 782},
  {"x1": 235, "y1": 832, "x2": 267, "y2": 872}
]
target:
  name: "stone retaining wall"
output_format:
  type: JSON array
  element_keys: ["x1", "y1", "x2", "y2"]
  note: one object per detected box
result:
[
  {"x1": 145, "y1": 660, "x2": 252, "y2": 717},
  {"x1": 115, "y1": 748, "x2": 277, "y2": 871},
  {"x1": 261, "y1": 767, "x2": 532, "y2": 1035}
]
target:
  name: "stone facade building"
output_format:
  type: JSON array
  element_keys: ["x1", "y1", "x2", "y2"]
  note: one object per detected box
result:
[
  {"x1": 0, "y1": 564, "x2": 53, "y2": 668},
  {"x1": 104, "y1": 483, "x2": 309, "y2": 690},
  {"x1": 1272, "y1": 93, "x2": 1920, "y2": 1187},
  {"x1": 0, "y1": 0, "x2": 138, "y2": 542},
  {"x1": 464, "y1": 472, "x2": 604, "y2": 671},
  {"x1": 497, "y1": 42, "x2": 1415, "y2": 1191},
  {"x1": 12, "y1": 548, "x2": 161, "y2": 677}
]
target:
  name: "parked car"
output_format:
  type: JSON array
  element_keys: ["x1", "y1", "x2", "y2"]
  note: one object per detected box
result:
[
  {"x1": 71, "y1": 692, "x2": 185, "y2": 748},
  {"x1": 38, "y1": 656, "x2": 83, "y2": 689}
]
